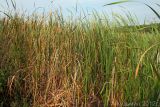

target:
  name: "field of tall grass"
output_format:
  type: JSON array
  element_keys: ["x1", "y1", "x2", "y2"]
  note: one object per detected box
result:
[{"x1": 0, "y1": 9, "x2": 160, "y2": 107}]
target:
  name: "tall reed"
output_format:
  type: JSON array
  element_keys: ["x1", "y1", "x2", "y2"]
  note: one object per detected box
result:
[{"x1": 0, "y1": 9, "x2": 160, "y2": 107}]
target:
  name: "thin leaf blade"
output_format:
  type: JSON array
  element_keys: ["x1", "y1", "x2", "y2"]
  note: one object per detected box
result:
[
  {"x1": 144, "y1": 3, "x2": 160, "y2": 19},
  {"x1": 103, "y1": 0, "x2": 130, "y2": 6}
]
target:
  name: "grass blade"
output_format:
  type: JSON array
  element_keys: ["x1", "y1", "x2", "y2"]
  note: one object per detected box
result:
[
  {"x1": 135, "y1": 43, "x2": 160, "y2": 78},
  {"x1": 5, "y1": 0, "x2": 10, "y2": 8},
  {"x1": 103, "y1": 0, "x2": 130, "y2": 6},
  {"x1": 0, "y1": 10, "x2": 12, "y2": 18},
  {"x1": 10, "y1": 0, "x2": 16, "y2": 10},
  {"x1": 144, "y1": 3, "x2": 160, "y2": 20}
]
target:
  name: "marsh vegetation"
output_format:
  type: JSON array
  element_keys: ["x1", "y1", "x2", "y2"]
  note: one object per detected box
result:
[{"x1": 0, "y1": 0, "x2": 160, "y2": 107}]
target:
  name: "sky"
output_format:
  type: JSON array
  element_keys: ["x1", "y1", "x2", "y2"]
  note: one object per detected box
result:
[{"x1": 0, "y1": 0, "x2": 160, "y2": 24}]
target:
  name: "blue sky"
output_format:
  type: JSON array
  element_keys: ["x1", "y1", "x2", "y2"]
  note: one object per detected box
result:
[{"x1": 0, "y1": 0, "x2": 160, "y2": 24}]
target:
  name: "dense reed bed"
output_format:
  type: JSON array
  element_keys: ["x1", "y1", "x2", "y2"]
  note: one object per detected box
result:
[{"x1": 0, "y1": 12, "x2": 160, "y2": 107}]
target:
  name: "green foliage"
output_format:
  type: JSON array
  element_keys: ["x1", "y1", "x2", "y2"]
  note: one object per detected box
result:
[{"x1": 0, "y1": 10, "x2": 160, "y2": 106}]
